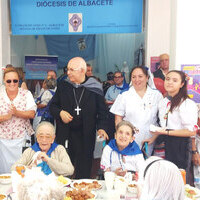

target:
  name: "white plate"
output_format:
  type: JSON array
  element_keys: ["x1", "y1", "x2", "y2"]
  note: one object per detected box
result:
[
  {"x1": 0, "y1": 173, "x2": 12, "y2": 184},
  {"x1": 57, "y1": 176, "x2": 71, "y2": 186},
  {"x1": 185, "y1": 184, "x2": 200, "y2": 199},
  {"x1": 70, "y1": 179, "x2": 102, "y2": 190},
  {"x1": 64, "y1": 187, "x2": 97, "y2": 199},
  {"x1": 0, "y1": 193, "x2": 7, "y2": 200}
]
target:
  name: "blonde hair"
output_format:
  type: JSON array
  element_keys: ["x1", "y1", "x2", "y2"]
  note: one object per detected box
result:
[{"x1": 3, "y1": 67, "x2": 19, "y2": 79}]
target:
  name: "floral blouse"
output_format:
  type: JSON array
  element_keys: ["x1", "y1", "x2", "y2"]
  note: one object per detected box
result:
[{"x1": 0, "y1": 87, "x2": 37, "y2": 139}]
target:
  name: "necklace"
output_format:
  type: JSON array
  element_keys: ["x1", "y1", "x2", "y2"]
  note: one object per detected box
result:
[{"x1": 73, "y1": 88, "x2": 85, "y2": 115}]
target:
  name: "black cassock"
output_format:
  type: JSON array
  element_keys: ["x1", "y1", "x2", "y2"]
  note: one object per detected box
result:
[{"x1": 50, "y1": 79, "x2": 108, "y2": 178}]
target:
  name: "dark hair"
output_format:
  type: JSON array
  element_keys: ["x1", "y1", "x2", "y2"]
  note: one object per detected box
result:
[
  {"x1": 130, "y1": 66, "x2": 148, "y2": 79},
  {"x1": 114, "y1": 71, "x2": 123, "y2": 77},
  {"x1": 167, "y1": 70, "x2": 188, "y2": 112},
  {"x1": 107, "y1": 72, "x2": 114, "y2": 81},
  {"x1": 63, "y1": 66, "x2": 67, "y2": 73}
]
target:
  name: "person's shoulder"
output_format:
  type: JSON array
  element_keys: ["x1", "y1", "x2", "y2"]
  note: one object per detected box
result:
[{"x1": 56, "y1": 144, "x2": 67, "y2": 152}]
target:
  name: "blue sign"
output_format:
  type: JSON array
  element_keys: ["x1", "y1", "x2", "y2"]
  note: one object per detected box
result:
[
  {"x1": 10, "y1": 0, "x2": 143, "y2": 35},
  {"x1": 25, "y1": 55, "x2": 58, "y2": 79}
]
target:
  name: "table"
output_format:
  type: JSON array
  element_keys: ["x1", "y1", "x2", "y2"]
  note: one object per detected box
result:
[{"x1": 0, "y1": 180, "x2": 138, "y2": 200}]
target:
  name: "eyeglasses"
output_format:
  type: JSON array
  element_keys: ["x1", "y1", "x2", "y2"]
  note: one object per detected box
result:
[
  {"x1": 6, "y1": 79, "x2": 19, "y2": 83},
  {"x1": 67, "y1": 67, "x2": 81, "y2": 72},
  {"x1": 37, "y1": 135, "x2": 52, "y2": 141},
  {"x1": 114, "y1": 76, "x2": 122, "y2": 79}
]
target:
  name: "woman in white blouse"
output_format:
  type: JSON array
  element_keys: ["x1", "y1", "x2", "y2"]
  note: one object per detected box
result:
[
  {"x1": 151, "y1": 70, "x2": 198, "y2": 170},
  {"x1": 110, "y1": 66, "x2": 163, "y2": 154},
  {"x1": 0, "y1": 67, "x2": 36, "y2": 173}
]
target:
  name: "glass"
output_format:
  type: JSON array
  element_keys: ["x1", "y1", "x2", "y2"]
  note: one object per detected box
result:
[
  {"x1": 67, "y1": 67, "x2": 81, "y2": 72},
  {"x1": 6, "y1": 79, "x2": 19, "y2": 83},
  {"x1": 37, "y1": 134, "x2": 52, "y2": 141}
]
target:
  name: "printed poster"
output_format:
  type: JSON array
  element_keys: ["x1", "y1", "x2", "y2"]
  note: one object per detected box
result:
[{"x1": 181, "y1": 64, "x2": 200, "y2": 103}]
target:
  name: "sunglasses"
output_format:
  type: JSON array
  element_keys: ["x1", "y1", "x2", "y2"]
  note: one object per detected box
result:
[{"x1": 6, "y1": 79, "x2": 19, "y2": 83}]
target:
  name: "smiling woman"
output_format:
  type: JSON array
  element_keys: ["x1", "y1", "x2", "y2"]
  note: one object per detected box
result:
[
  {"x1": 0, "y1": 67, "x2": 37, "y2": 174},
  {"x1": 11, "y1": 121, "x2": 74, "y2": 176},
  {"x1": 110, "y1": 66, "x2": 163, "y2": 155}
]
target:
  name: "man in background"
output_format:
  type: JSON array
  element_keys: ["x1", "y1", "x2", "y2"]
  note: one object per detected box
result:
[
  {"x1": 86, "y1": 63, "x2": 93, "y2": 77},
  {"x1": 153, "y1": 53, "x2": 169, "y2": 80}
]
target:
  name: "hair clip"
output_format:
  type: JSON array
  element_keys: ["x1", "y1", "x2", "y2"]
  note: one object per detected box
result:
[{"x1": 185, "y1": 74, "x2": 190, "y2": 81}]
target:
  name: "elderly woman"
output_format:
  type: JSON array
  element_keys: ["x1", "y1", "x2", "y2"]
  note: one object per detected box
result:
[
  {"x1": 0, "y1": 67, "x2": 36, "y2": 173},
  {"x1": 11, "y1": 121, "x2": 74, "y2": 176},
  {"x1": 139, "y1": 156, "x2": 184, "y2": 200},
  {"x1": 110, "y1": 66, "x2": 163, "y2": 154}
]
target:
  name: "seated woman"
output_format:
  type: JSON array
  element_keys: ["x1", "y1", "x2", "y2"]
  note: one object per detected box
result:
[
  {"x1": 139, "y1": 156, "x2": 184, "y2": 200},
  {"x1": 11, "y1": 121, "x2": 74, "y2": 176},
  {"x1": 100, "y1": 121, "x2": 144, "y2": 178}
]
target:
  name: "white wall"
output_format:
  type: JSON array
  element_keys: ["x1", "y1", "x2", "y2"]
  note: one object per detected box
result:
[
  {"x1": 174, "y1": 0, "x2": 200, "y2": 69},
  {"x1": 145, "y1": 0, "x2": 171, "y2": 68},
  {"x1": 0, "y1": 0, "x2": 11, "y2": 83}
]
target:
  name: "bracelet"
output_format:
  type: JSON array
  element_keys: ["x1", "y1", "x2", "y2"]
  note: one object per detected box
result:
[{"x1": 192, "y1": 150, "x2": 198, "y2": 154}]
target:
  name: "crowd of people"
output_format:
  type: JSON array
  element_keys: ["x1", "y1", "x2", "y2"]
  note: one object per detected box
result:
[{"x1": 0, "y1": 54, "x2": 199, "y2": 199}]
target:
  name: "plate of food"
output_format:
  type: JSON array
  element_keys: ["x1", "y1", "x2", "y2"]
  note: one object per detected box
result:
[
  {"x1": 185, "y1": 184, "x2": 200, "y2": 200},
  {"x1": 70, "y1": 179, "x2": 102, "y2": 190},
  {"x1": 0, "y1": 193, "x2": 7, "y2": 200},
  {"x1": 64, "y1": 188, "x2": 96, "y2": 200},
  {"x1": 57, "y1": 175, "x2": 71, "y2": 186},
  {"x1": 0, "y1": 173, "x2": 12, "y2": 184}
]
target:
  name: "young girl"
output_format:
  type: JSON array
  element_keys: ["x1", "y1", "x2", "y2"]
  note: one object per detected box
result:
[
  {"x1": 100, "y1": 120, "x2": 144, "y2": 177},
  {"x1": 151, "y1": 70, "x2": 198, "y2": 170}
]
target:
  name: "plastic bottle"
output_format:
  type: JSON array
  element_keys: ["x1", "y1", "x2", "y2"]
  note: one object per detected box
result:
[{"x1": 121, "y1": 61, "x2": 129, "y2": 83}]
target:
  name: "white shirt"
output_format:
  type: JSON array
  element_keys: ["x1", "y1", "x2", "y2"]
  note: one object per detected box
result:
[
  {"x1": 100, "y1": 145, "x2": 144, "y2": 172},
  {"x1": 159, "y1": 97, "x2": 198, "y2": 131},
  {"x1": 110, "y1": 86, "x2": 163, "y2": 152}
]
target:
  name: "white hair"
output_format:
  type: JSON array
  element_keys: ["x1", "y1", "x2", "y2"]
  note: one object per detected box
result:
[
  {"x1": 139, "y1": 156, "x2": 184, "y2": 200},
  {"x1": 35, "y1": 121, "x2": 55, "y2": 136},
  {"x1": 17, "y1": 168, "x2": 64, "y2": 200}
]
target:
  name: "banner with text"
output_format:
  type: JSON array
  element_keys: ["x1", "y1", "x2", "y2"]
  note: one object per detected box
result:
[
  {"x1": 25, "y1": 55, "x2": 58, "y2": 79},
  {"x1": 10, "y1": 0, "x2": 143, "y2": 35}
]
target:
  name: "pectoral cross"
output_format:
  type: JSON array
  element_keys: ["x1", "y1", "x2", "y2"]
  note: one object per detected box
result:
[{"x1": 75, "y1": 106, "x2": 81, "y2": 115}]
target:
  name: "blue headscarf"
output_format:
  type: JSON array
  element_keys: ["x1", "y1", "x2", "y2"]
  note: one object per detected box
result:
[
  {"x1": 108, "y1": 139, "x2": 141, "y2": 156},
  {"x1": 31, "y1": 142, "x2": 58, "y2": 175}
]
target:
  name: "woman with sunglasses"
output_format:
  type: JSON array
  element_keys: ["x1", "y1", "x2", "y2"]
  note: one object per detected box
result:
[{"x1": 0, "y1": 67, "x2": 37, "y2": 173}]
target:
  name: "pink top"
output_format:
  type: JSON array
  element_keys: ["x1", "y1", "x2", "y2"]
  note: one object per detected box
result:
[{"x1": 0, "y1": 87, "x2": 37, "y2": 139}]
